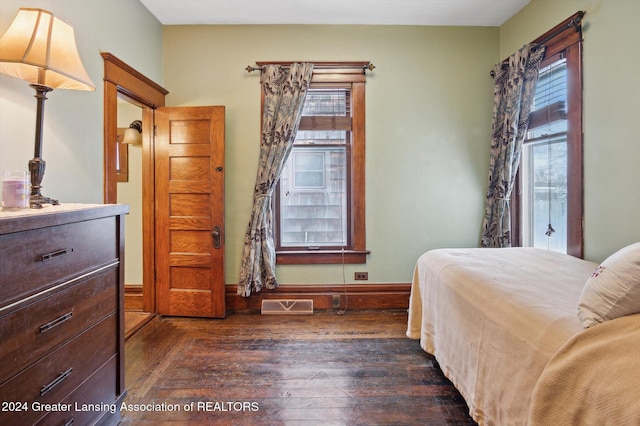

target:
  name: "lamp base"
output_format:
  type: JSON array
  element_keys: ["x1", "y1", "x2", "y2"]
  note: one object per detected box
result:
[
  {"x1": 28, "y1": 156, "x2": 59, "y2": 209},
  {"x1": 30, "y1": 193, "x2": 59, "y2": 209}
]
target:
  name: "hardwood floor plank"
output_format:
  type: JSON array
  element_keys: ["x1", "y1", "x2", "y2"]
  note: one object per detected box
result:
[
  {"x1": 121, "y1": 310, "x2": 476, "y2": 425},
  {"x1": 124, "y1": 311, "x2": 155, "y2": 339}
]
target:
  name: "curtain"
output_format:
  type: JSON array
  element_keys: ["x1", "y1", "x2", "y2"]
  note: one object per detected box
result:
[
  {"x1": 237, "y1": 63, "x2": 314, "y2": 297},
  {"x1": 481, "y1": 44, "x2": 545, "y2": 248}
]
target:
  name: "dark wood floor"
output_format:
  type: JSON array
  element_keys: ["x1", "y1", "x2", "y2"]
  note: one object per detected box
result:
[
  {"x1": 121, "y1": 310, "x2": 476, "y2": 425},
  {"x1": 124, "y1": 311, "x2": 154, "y2": 340}
]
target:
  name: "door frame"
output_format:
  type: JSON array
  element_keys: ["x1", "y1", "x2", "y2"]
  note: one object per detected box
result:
[{"x1": 102, "y1": 52, "x2": 169, "y2": 314}]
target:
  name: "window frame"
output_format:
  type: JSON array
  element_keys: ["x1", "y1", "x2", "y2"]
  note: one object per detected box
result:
[
  {"x1": 511, "y1": 12, "x2": 584, "y2": 258},
  {"x1": 257, "y1": 62, "x2": 370, "y2": 264}
]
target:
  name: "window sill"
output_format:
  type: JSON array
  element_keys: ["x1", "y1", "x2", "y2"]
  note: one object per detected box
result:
[{"x1": 276, "y1": 249, "x2": 370, "y2": 265}]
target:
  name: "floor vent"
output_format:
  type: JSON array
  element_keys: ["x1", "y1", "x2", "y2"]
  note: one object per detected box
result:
[{"x1": 261, "y1": 299, "x2": 313, "y2": 315}]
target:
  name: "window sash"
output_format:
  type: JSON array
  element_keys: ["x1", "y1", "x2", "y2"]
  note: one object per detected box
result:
[
  {"x1": 280, "y1": 146, "x2": 348, "y2": 248},
  {"x1": 521, "y1": 135, "x2": 568, "y2": 253},
  {"x1": 528, "y1": 58, "x2": 567, "y2": 132}
]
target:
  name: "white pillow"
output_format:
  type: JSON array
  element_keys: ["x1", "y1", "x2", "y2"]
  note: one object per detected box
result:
[{"x1": 578, "y1": 242, "x2": 640, "y2": 328}]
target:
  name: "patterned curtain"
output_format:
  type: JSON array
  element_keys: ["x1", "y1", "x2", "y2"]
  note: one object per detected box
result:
[
  {"x1": 237, "y1": 63, "x2": 314, "y2": 297},
  {"x1": 481, "y1": 44, "x2": 545, "y2": 248}
]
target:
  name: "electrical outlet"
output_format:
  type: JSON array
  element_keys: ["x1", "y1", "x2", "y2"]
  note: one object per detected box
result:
[
  {"x1": 354, "y1": 272, "x2": 368, "y2": 280},
  {"x1": 332, "y1": 294, "x2": 340, "y2": 308}
]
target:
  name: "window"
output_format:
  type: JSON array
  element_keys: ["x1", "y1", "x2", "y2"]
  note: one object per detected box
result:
[
  {"x1": 279, "y1": 91, "x2": 348, "y2": 249},
  {"x1": 520, "y1": 58, "x2": 568, "y2": 253},
  {"x1": 266, "y1": 62, "x2": 369, "y2": 264},
  {"x1": 512, "y1": 12, "x2": 584, "y2": 257}
]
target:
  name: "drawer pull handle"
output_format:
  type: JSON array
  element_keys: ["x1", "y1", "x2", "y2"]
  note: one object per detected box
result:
[
  {"x1": 39, "y1": 311, "x2": 74, "y2": 333},
  {"x1": 40, "y1": 248, "x2": 73, "y2": 262},
  {"x1": 40, "y1": 368, "x2": 73, "y2": 396}
]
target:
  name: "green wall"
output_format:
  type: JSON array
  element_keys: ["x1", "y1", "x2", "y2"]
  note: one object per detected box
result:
[
  {"x1": 0, "y1": 0, "x2": 162, "y2": 203},
  {"x1": 2, "y1": 0, "x2": 635, "y2": 289},
  {"x1": 162, "y1": 24, "x2": 498, "y2": 285},
  {"x1": 500, "y1": 0, "x2": 640, "y2": 261}
]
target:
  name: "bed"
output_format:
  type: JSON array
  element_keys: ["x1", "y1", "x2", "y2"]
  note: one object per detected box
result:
[{"x1": 406, "y1": 245, "x2": 640, "y2": 426}]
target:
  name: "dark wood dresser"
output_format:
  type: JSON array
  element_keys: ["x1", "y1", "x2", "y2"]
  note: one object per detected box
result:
[{"x1": 0, "y1": 204, "x2": 128, "y2": 426}]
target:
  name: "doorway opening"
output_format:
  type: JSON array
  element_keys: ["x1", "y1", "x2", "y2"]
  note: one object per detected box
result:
[{"x1": 102, "y1": 52, "x2": 168, "y2": 322}]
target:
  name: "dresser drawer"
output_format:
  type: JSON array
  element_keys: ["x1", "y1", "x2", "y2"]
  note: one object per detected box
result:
[
  {"x1": 0, "y1": 314, "x2": 117, "y2": 426},
  {"x1": 0, "y1": 217, "x2": 117, "y2": 307},
  {"x1": 0, "y1": 265, "x2": 118, "y2": 384},
  {"x1": 36, "y1": 356, "x2": 119, "y2": 426}
]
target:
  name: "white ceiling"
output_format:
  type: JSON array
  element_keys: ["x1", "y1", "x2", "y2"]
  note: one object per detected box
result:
[{"x1": 139, "y1": 0, "x2": 531, "y2": 26}]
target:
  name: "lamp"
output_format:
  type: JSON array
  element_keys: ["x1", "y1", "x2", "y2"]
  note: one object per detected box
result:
[
  {"x1": 122, "y1": 120, "x2": 142, "y2": 145},
  {"x1": 0, "y1": 8, "x2": 95, "y2": 208}
]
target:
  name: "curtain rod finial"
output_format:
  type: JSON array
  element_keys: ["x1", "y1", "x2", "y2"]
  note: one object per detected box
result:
[{"x1": 246, "y1": 65, "x2": 265, "y2": 73}]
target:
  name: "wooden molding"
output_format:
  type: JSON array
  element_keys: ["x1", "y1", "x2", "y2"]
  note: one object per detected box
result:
[
  {"x1": 124, "y1": 285, "x2": 144, "y2": 312},
  {"x1": 226, "y1": 283, "x2": 411, "y2": 313},
  {"x1": 102, "y1": 52, "x2": 168, "y2": 315},
  {"x1": 101, "y1": 52, "x2": 169, "y2": 107}
]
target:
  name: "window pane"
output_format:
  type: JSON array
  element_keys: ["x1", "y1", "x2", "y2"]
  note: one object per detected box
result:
[
  {"x1": 294, "y1": 152, "x2": 324, "y2": 171},
  {"x1": 302, "y1": 90, "x2": 347, "y2": 116},
  {"x1": 528, "y1": 58, "x2": 567, "y2": 139},
  {"x1": 279, "y1": 146, "x2": 347, "y2": 247},
  {"x1": 521, "y1": 137, "x2": 567, "y2": 253},
  {"x1": 532, "y1": 59, "x2": 566, "y2": 109},
  {"x1": 293, "y1": 152, "x2": 325, "y2": 188}
]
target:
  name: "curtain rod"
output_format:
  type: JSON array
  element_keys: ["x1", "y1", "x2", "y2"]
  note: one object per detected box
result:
[
  {"x1": 245, "y1": 63, "x2": 375, "y2": 73},
  {"x1": 535, "y1": 11, "x2": 585, "y2": 47},
  {"x1": 490, "y1": 11, "x2": 585, "y2": 78}
]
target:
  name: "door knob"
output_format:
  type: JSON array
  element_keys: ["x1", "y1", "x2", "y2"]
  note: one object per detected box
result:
[{"x1": 212, "y1": 226, "x2": 221, "y2": 248}]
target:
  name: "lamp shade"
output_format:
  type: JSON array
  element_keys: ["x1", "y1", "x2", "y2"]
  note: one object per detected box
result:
[
  {"x1": 122, "y1": 128, "x2": 142, "y2": 145},
  {"x1": 0, "y1": 8, "x2": 94, "y2": 91},
  {"x1": 122, "y1": 120, "x2": 142, "y2": 144}
]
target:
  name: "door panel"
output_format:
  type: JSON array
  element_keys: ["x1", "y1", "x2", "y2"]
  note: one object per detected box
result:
[{"x1": 155, "y1": 106, "x2": 225, "y2": 318}]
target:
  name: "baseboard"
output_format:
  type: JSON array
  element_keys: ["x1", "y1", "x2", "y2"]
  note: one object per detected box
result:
[
  {"x1": 226, "y1": 283, "x2": 411, "y2": 313},
  {"x1": 125, "y1": 285, "x2": 144, "y2": 311}
]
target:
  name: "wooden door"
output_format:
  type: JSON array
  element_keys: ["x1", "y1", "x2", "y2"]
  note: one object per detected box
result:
[{"x1": 155, "y1": 106, "x2": 225, "y2": 318}]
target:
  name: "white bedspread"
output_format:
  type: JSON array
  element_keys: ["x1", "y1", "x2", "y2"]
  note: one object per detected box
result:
[
  {"x1": 406, "y1": 247, "x2": 598, "y2": 425},
  {"x1": 528, "y1": 312, "x2": 640, "y2": 425}
]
